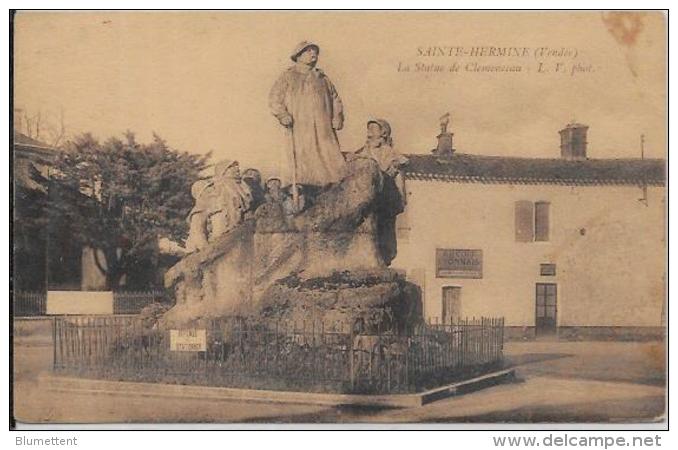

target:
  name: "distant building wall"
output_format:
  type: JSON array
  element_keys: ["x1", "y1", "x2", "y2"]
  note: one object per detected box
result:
[{"x1": 392, "y1": 180, "x2": 665, "y2": 332}]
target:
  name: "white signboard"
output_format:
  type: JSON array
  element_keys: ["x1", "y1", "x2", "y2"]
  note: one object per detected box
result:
[
  {"x1": 46, "y1": 291, "x2": 114, "y2": 315},
  {"x1": 170, "y1": 329, "x2": 207, "y2": 352}
]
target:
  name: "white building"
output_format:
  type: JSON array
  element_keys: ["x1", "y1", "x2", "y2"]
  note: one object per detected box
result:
[{"x1": 393, "y1": 124, "x2": 665, "y2": 340}]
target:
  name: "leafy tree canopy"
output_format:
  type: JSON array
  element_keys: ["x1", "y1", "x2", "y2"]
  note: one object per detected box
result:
[{"x1": 50, "y1": 131, "x2": 209, "y2": 289}]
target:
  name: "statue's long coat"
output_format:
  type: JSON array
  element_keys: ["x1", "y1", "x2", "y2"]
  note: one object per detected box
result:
[
  {"x1": 208, "y1": 179, "x2": 252, "y2": 236},
  {"x1": 269, "y1": 65, "x2": 347, "y2": 186}
]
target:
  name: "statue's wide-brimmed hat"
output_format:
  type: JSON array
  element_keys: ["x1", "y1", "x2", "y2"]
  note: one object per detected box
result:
[
  {"x1": 242, "y1": 168, "x2": 261, "y2": 180},
  {"x1": 367, "y1": 118, "x2": 392, "y2": 138},
  {"x1": 214, "y1": 159, "x2": 238, "y2": 177},
  {"x1": 291, "y1": 41, "x2": 320, "y2": 61}
]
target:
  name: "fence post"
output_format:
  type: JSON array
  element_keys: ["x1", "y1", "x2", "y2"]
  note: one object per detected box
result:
[
  {"x1": 500, "y1": 317, "x2": 505, "y2": 358},
  {"x1": 497, "y1": 317, "x2": 501, "y2": 362},
  {"x1": 349, "y1": 324, "x2": 355, "y2": 391},
  {"x1": 320, "y1": 320, "x2": 326, "y2": 389},
  {"x1": 275, "y1": 320, "x2": 280, "y2": 376},
  {"x1": 463, "y1": 318, "x2": 468, "y2": 369},
  {"x1": 51, "y1": 317, "x2": 57, "y2": 371},
  {"x1": 481, "y1": 317, "x2": 486, "y2": 365},
  {"x1": 386, "y1": 342, "x2": 391, "y2": 393}
]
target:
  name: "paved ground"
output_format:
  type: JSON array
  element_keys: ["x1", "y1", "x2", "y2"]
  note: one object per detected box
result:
[{"x1": 12, "y1": 319, "x2": 666, "y2": 425}]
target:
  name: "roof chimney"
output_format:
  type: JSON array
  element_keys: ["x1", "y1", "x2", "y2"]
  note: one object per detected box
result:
[
  {"x1": 432, "y1": 112, "x2": 455, "y2": 158},
  {"x1": 559, "y1": 122, "x2": 588, "y2": 160}
]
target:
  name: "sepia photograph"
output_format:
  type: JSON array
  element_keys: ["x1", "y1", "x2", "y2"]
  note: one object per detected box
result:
[{"x1": 10, "y1": 9, "x2": 667, "y2": 429}]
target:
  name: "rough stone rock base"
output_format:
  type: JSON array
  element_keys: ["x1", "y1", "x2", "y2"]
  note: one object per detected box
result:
[{"x1": 256, "y1": 269, "x2": 423, "y2": 333}]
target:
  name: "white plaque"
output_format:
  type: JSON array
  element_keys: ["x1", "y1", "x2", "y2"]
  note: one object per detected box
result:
[{"x1": 170, "y1": 329, "x2": 207, "y2": 352}]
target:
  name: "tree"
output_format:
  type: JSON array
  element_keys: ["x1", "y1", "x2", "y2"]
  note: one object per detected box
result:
[
  {"x1": 50, "y1": 132, "x2": 209, "y2": 290},
  {"x1": 14, "y1": 107, "x2": 68, "y2": 148},
  {"x1": 13, "y1": 165, "x2": 50, "y2": 290}
]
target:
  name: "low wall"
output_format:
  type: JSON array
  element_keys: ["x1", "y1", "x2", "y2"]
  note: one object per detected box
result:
[{"x1": 46, "y1": 291, "x2": 114, "y2": 315}]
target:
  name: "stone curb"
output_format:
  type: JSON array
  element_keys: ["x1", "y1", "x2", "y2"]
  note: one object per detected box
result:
[{"x1": 38, "y1": 368, "x2": 515, "y2": 408}]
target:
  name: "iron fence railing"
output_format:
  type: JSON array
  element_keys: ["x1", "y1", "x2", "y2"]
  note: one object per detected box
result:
[
  {"x1": 52, "y1": 316, "x2": 504, "y2": 394},
  {"x1": 112, "y1": 290, "x2": 169, "y2": 315},
  {"x1": 13, "y1": 291, "x2": 47, "y2": 317}
]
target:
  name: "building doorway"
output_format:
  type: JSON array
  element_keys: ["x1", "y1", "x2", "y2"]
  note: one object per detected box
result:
[
  {"x1": 535, "y1": 283, "x2": 557, "y2": 336},
  {"x1": 442, "y1": 286, "x2": 462, "y2": 324}
]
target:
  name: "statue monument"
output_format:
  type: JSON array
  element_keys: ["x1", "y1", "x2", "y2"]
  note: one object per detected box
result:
[
  {"x1": 162, "y1": 42, "x2": 422, "y2": 333},
  {"x1": 185, "y1": 160, "x2": 253, "y2": 253},
  {"x1": 268, "y1": 41, "x2": 347, "y2": 188}
]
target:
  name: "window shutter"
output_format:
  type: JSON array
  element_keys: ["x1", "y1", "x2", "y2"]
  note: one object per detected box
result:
[
  {"x1": 515, "y1": 201, "x2": 534, "y2": 242},
  {"x1": 535, "y1": 202, "x2": 550, "y2": 241}
]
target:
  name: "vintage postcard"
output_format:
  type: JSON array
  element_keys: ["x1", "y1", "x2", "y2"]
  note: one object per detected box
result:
[{"x1": 11, "y1": 10, "x2": 667, "y2": 427}]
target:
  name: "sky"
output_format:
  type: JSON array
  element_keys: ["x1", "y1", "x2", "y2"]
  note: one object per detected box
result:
[{"x1": 13, "y1": 11, "x2": 666, "y2": 176}]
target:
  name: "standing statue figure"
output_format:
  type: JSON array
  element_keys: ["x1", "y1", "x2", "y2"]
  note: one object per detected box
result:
[
  {"x1": 352, "y1": 119, "x2": 409, "y2": 179},
  {"x1": 208, "y1": 160, "x2": 253, "y2": 239},
  {"x1": 269, "y1": 41, "x2": 347, "y2": 188},
  {"x1": 350, "y1": 119, "x2": 409, "y2": 266}
]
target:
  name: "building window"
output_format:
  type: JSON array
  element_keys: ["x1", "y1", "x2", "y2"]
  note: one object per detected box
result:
[
  {"x1": 515, "y1": 200, "x2": 534, "y2": 242},
  {"x1": 535, "y1": 202, "x2": 550, "y2": 241},
  {"x1": 540, "y1": 263, "x2": 556, "y2": 276},
  {"x1": 515, "y1": 201, "x2": 550, "y2": 242}
]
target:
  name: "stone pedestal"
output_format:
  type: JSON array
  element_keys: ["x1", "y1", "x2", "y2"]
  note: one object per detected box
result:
[{"x1": 258, "y1": 269, "x2": 422, "y2": 334}]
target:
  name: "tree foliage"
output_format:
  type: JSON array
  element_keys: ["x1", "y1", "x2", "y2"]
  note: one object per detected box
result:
[
  {"x1": 50, "y1": 132, "x2": 209, "y2": 289},
  {"x1": 13, "y1": 171, "x2": 50, "y2": 290}
]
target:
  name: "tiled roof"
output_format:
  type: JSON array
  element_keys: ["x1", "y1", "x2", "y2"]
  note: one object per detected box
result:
[
  {"x1": 14, "y1": 130, "x2": 53, "y2": 150},
  {"x1": 13, "y1": 131, "x2": 54, "y2": 193},
  {"x1": 404, "y1": 153, "x2": 665, "y2": 186},
  {"x1": 14, "y1": 130, "x2": 56, "y2": 165}
]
